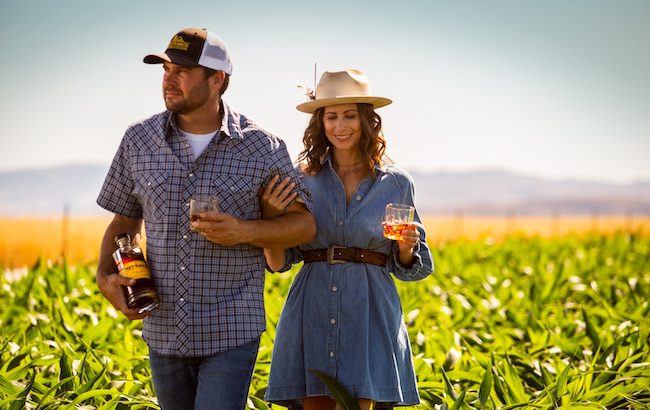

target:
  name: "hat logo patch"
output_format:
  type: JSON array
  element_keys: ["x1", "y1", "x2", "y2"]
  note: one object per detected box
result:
[{"x1": 168, "y1": 35, "x2": 190, "y2": 51}]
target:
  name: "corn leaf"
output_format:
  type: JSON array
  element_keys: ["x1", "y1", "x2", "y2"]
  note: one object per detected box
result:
[
  {"x1": 449, "y1": 387, "x2": 468, "y2": 410},
  {"x1": 307, "y1": 369, "x2": 360, "y2": 410},
  {"x1": 9, "y1": 371, "x2": 34, "y2": 410},
  {"x1": 581, "y1": 308, "x2": 600, "y2": 353},
  {"x1": 58, "y1": 348, "x2": 74, "y2": 394},
  {"x1": 478, "y1": 361, "x2": 493, "y2": 408},
  {"x1": 440, "y1": 366, "x2": 458, "y2": 401}
]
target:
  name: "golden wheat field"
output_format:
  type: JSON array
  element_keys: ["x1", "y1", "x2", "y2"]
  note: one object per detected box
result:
[{"x1": 1, "y1": 215, "x2": 648, "y2": 268}]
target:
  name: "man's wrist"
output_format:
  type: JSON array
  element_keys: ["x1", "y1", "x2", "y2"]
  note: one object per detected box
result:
[{"x1": 238, "y1": 219, "x2": 256, "y2": 245}]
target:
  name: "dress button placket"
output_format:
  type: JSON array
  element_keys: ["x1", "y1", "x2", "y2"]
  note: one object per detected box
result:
[{"x1": 327, "y1": 267, "x2": 340, "y2": 371}]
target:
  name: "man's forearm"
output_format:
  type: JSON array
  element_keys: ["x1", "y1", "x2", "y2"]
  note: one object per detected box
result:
[
  {"x1": 96, "y1": 214, "x2": 146, "y2": 320},
  {"x1": 243, "y1": 209, "x2": 315, "y2": 249}
]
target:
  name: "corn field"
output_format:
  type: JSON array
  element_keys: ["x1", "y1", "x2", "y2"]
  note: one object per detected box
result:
[{"x1": 1, "y1": 233, "x2": 649, "y2": 409}]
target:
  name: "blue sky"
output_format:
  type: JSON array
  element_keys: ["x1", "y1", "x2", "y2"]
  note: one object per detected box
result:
[{"x1": 1, "y1": 0, "x2": 648, "y2": 183}]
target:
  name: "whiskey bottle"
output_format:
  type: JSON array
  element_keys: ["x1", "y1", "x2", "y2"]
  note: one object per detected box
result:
[{"x1": 112, "y1": 233, "x2": 160, "y2": 313}]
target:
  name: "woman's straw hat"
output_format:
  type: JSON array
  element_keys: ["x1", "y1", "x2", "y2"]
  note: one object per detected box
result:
[{"x1": 296, "y1": 69, "x2": 392, "y2": 113}]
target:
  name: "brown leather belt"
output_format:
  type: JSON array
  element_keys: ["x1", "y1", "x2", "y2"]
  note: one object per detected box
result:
[{"x1": 302, "y1": 246, "x2": 388, "y2": 267}]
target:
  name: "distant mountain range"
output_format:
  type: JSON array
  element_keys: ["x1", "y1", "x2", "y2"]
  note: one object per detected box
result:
[
  {"x1": 1, "y1": 165, "x2": 649, "y2": 216},
  {"x1": 409, "y1": 170, "x2": 650, "y2": 215}
]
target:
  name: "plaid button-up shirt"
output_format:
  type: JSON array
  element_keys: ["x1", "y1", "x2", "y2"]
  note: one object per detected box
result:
[{"x1": 98, "y1": 102, "x2": 310, "y2": 357}]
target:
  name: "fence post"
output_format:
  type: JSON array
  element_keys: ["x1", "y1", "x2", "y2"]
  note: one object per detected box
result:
[
  {"x1": 551, "y1": 208, "x2": 560, "y2": 237},
  {"x1": 61, "y1": 202, "x2": 70, "y2": 261},
  {"x1": 455, "y1": 209, "x2": 464, "y2": 240}
]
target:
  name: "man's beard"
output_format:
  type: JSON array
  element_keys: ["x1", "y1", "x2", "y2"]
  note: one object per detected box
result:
[
  {"x1": 164, "y1": 83, "x2": 211, "y2": 114},
  {"x1": 165, "y1": 98, "x2": 193, "y2": 114}
]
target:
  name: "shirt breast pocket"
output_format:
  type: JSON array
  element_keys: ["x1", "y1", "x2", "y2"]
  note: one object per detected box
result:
[
  {"x1": 133, "y1": 170, "x2": 168, "y2": 220},
  {"x1": 212, "y1": 175, "x2": 258, "y2": 220}
]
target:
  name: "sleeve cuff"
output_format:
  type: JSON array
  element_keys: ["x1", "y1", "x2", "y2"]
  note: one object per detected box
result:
[{"x1": 391, "y1": 241, "x2": 424, "y2": 273}]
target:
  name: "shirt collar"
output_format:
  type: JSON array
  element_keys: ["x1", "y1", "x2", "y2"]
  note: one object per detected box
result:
[
  {"x1": 163, "y1": 100, "x2": 244, "y2": 143},
  {"x1": 220, "y1": 101, "x2": 244, "y2": 140}
]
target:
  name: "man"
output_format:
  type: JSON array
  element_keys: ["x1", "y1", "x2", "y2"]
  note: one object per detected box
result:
[{"x1": 96, "y1": 27, "x2": 315, "y2": 409}]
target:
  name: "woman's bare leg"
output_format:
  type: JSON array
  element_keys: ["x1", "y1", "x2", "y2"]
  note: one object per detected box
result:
[
  {"x1": 303, "y1": 396, "x2": 336, "y2": 410},
  {"x1": 334, "y1": 398, "x2": 374, "y2": 410}
]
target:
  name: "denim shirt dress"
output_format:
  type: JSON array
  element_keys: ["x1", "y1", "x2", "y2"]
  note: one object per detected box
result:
[{"x1": 265, "y1": 157, "x2": 434, "y2": 406}]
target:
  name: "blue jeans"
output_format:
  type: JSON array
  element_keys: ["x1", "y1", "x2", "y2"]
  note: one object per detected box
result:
[{"x1": 149, "y1": 338, "x2": 260, "y2": 410}]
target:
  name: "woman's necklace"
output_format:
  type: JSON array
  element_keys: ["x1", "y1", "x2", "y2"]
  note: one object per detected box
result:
[
  {"x1": 334, "y1": 160, "x2": 370, "y2": 203},
  {"x1": 333, "y1": 160, "x2": 364, "y2": 169}
]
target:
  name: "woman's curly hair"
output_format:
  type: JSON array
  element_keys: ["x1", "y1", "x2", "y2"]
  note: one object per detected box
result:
[{"x1": 297, "y1": 103, "x2": 388, "y2": 175}]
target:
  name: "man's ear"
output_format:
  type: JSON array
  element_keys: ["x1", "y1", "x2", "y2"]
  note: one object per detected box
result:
[{"x1": 212, "y1": 70, "x2": 225, "y2": 89}]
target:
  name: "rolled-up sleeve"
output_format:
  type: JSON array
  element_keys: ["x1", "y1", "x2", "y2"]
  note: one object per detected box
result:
[
  {"x1": 388, "y1": 224, "x2": 433, "y2": 281},
  {"x1": 387, "y1": 173, "x2": 433, "y2": 281},
  {"x1": 266, "y1": 247, "x2": 305, "y2": 273}
]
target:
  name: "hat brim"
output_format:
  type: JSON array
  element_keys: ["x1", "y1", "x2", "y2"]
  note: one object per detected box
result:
[
  {"x1": 296, "y1": 96, "x2": 392, "y2": 113},
  {"x1": 143, "y1": 52, "x2": 199, "y2": 67}
]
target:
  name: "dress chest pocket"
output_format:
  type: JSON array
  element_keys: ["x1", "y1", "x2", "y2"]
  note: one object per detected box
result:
[{"x1": 212, "y1": 175, "x2": 258, "y2": 220}]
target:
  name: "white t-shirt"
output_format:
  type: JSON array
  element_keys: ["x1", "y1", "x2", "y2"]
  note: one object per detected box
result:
[{"x1": 181, "y1": 129, "x2": 219, "y2": 160}]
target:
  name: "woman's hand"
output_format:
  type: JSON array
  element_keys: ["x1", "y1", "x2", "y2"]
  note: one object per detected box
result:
[
  {"x1": 258, "y1": 175, "x2": 297, "y2": 271},
  {"x1": 396, "y1": 223, "x2": 420, "y2": 267},
  {"x1": 259, "y1": 175, "x2": 297, "y2": 219}
]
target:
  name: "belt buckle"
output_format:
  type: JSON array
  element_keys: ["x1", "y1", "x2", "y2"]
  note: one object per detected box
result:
[{"x1": 327, "y1": 246, "x2": 346, "y2": 264}]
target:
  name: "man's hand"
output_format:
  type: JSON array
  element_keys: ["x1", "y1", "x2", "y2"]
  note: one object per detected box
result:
[
  {"x1": 96, "y1": 214, "x2": 146, "y2": 320},
  {"x1": 192, "y1": 211, "x2": 247, "y2": 246},
  {"x1": 192, "y1": 202, "x2": 315, "y2": 249},
  {"x1": 96, "y1": 272, "x2": 148, "y2": 320}
]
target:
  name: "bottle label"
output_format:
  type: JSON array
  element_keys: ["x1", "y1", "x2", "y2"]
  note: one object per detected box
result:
[{"x1": 119, "y1": 258, "x2": 151, "y2": 280}]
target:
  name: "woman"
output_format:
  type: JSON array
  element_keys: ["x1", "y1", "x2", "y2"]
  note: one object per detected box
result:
[{"x1": 262, "y1": 69, "x2": 434, "y2": 410}]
